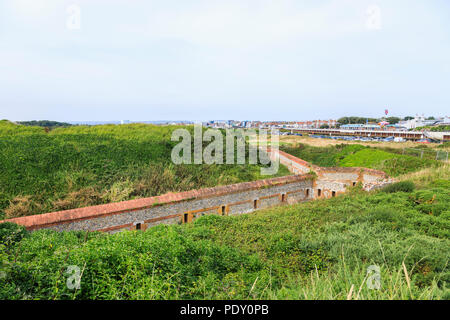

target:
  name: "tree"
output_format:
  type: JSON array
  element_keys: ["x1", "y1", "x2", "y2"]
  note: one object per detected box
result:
[
  {"x1": 18, "y1": 120, "x2": 73, "y2": 128},
  {"x1": 385, "y1": 117, "x2": 401, "y2": 124},
  {"x1": 337, "y1": 117, "x2": 379, "y2": 125}
]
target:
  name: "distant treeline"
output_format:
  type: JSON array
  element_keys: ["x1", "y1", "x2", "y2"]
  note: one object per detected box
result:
[
  {"x1": 17, "y1": 120, "x2": 73, "y2": 128},
  {"x1": 337, "y1": 117, "x2": 407, "y2": 125}
]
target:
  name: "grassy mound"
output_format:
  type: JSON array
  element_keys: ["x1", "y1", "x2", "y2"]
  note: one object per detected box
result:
[
  {"x1": 381, "y1": 181, "x2": 415, "y2": 193},
  {"x1": 281, "y1": 143, "x2": 441, "y2": 177},
  {"x1": 280, "y1": 144, "x2": 366, "y2": 167},
  {"x1": 1, "y1": 172, "x2": 448, "y2": 300},
  {"x1": 0, "y1": 122, "x2": 289, "y2": 219}
]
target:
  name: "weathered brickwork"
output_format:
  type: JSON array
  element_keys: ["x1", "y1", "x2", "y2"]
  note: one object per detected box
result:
[{"x1": 1, "y1": 149, "x2": 391, "y2": 233}]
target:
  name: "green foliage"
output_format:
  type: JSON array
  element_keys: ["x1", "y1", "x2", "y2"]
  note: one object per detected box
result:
[
  {"x1": 0, "y1": 226, "x2": 265, "y2": 300},
  {"x1": 337, "y1": 117, "x2": 379, "y2": 125},
  {"x1": 17, "y1": 120, "x2": 73, "y2": 129},
  {"x1": 281, "y1": 143, "x2": 439, "y2": 177},
  {"x1": 336, "y1": 116, "x2": 399, "y2": 125},
  {"x1": 281, "y1": 144, "x2": 366, "y2": 167},
  {"x1": 338, "y1": 148, "x2": 396, "y2": 167},
  {"x1": 0, "y1": 222, "x2": 28, "y2": 247},
  {"x1": 0, "y1": 122, "x2": 289, "y2": 218},
  {"x1": 382, "y1": 181, "x2": 415, "y2": 193},
  {"x1": 0, "y1": 121, "x2": 447, "y2": 300},
  {"x1": 430, "y1": 179, "x2": 450, "y2": 189},
  {"x1": 385, "y1": 117, "x2": 401, "y2": 125},
  {"x1": 409, "y1": 189, "x2": 449, "y2": 217},
  {"x1": 1, "y1": 180, "x2": 448, "y2": 300},
  {"x1": 437, "y1": 142, "x2": 450, "y2": 149},
  {"x1": 414, "y1": 125, "x2": 450, "y2": 132}
]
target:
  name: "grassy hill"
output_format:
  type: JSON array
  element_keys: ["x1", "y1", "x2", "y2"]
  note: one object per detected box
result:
[
  {"x1": 1, "y1": 121, "x2": 448, "y2": 300},
  {"x1": 0, "y1": 165, "x2": 448, "y2": 300},
  {"x1": 281, "y1": 143, "x2": 441, "y2": 177},
  {"x1": 0, "y1": 121, "x2": 289, "y2": 219}
]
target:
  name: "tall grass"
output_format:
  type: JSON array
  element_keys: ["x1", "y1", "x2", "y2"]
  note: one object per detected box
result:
[
  {"x1": 0, "y1": 122, "x2": 289, "y2": 218},
  {"x1": 281, "y1": 143, "x2": 442, "y2": 176},
  {"x1": 1, "y1": 169, "x2": 448, "y2": 300}
]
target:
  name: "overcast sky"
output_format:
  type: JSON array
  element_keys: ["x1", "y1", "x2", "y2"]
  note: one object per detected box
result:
[{"x1": 0, "y1": 0, "x2": 449, "y2": 121}]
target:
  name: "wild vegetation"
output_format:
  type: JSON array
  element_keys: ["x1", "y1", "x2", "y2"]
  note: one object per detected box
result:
[
  {"x1": 278, "y1": 134, "x2": 447, "y2": 151},
  {"x1": 0, "y1": 120, "x2": 448, "y2": 300},
  {"x1": 280, "y1": 143, "x2": 442, "y2": 177},
  {"x1": 337, "y1": 116, "x2": 402, "y2": 125},
  {"x1": 0, "y1": 121, "x2": 289, "y2": 219},
  {"x1": 0, "y1": 167, "x2": 448, "y2": 300},
  {"x1": 414, "y1": 125, "x2": 450, "y2": 132},
  {"x1": 16, "y1": 120, "x2": 73, "y2": 129}
]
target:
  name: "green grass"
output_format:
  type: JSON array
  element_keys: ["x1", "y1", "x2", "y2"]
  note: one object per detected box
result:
[
  {"x1": 280, "y1": 144, "x2": 366, "y2": 167},
  {"x1": 339, "y1": 149, "x2": 440, "y2": 176},
  {"x1": 414, "y1": 125, "x2": 450, "y2": 132},
  {"x1": 0, "y1": 121, "x2": 289, "y2": 219},
  {"x1": 281, "y1": 143, "x2": 441, "y2": 177},
  {"x1": 381, "y1": 181, "x2": 415, "y2": 193},
  {"x1": 1, "y1": 121, "x2": 448, "y2": 300},
  {"x1": 0, "y1": 176, "x2": 448, "y2": 300}
]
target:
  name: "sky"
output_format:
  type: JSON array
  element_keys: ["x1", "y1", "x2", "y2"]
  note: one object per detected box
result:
[{"x1": 0, "y1": 0, "x2": 449, "y2": 122}]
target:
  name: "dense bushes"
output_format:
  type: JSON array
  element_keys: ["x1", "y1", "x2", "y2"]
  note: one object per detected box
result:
[
  {"x1": 0, "y1": 122, "x2": 289, "y2": 218},
  {"x1": 17, "y1": 120, "x2": 73, "y2": 129},
  {"x1": 1, "y1": 121, "x2": 448, "y2": 300},
  {"x1": 1, "y1": 178, "x2": 448, "y2": 300},
  {"x1": 414, "y1": 125, "x2": 450, "y2": 132},
  {"x1": 281, "y1": 144, "x2": 365, "y2": 167},
  {"x1": 0, "y1": 222, "x2": 28, "y2": 248},
  {"x1": 281, "y1": 143, "x2": 441, "y2": 177},
  {"x1": 0, "y1": 226, "x2": 266, "y2": 300},
  {"x1": 382, "y1": 181, "x2": 415, "y2": 193}
]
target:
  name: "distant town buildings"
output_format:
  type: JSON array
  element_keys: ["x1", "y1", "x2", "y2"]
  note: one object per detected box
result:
[
  {"x1": 339, "y1": 123, "x2": 407, "y2": 131},
  {"x1": 203, "y1": 120, "x2": 338, "y2": 129},
  {"x1": 201, "y1": 116, "x2": 449, "y2": 132},
  {"x1": 398, "y1": 115, "x2": 450, "y2": 130}
]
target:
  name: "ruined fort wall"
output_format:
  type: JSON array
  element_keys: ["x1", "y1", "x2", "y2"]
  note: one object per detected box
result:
[
  {"x1": 265, "y1": 148, "x2": 389, "y2": 198},
  {"x1": 2, "y1": 174, "x2": 314, "y2": 233},
  {"x1": 1, "y1": 149, "x2": 390, "y2": 233}
]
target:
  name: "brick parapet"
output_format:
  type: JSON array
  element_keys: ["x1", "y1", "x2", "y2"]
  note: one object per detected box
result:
[
  {"x1": 1, "y1": 147, "x2": 390, "y2": 232},
  {"x1": 1, "y1": 173, "x2": 313, "y2": 230}
]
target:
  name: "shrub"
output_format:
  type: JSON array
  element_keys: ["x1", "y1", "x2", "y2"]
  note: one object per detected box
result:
[
  {"x1": 0, "y1": 122, "x2": 289, "y2": 218},
  {"x1": 382, "y1": 181, "x2": 415, "y2": 193},
  {"x1": 0, "y1": 222, "x2": 28, "y2": 247},
  {"x1": 409, "y1": 188, "x2": 449, "y2": 217}
]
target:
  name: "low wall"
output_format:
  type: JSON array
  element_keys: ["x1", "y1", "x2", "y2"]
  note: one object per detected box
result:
[
  {"x1": 266, "y1": 147, "x2": 389, "y2": 198},
  {"x1": 266, "y1": 148, "x2": 315, "y2": 174},
  {"x1": 314, "y1": 167, "x2": 389, "y2": 198},
  {"x1": 2, "y1": 174, "x2": 314, "y2": 233},
  {"x1": 1, "y1": 149, "x2": 391, "y2": 233}
]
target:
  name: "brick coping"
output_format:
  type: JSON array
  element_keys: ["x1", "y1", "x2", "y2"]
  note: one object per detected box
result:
[
  {"x1": 267, "y1": 147, "x2": 386, "y2": 177},
  {"x1": 0, "y1": 148, "x2": 388, "y2": 230},
  {"x1": 316, "y1": 166, "x2": 387, "y2": 177},
  {"x1": 0, "y1": 173, "x2": 313, "y2": 229}
]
